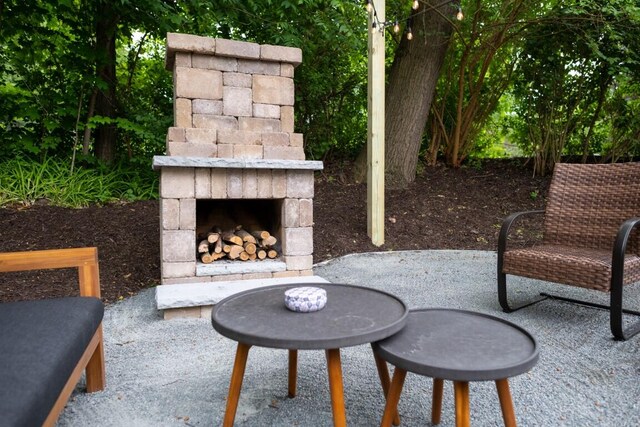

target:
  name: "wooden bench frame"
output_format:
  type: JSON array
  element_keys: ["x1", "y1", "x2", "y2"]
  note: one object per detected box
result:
[{"x1": 0, "y1": 247, "x2": 105, "y2": 426}]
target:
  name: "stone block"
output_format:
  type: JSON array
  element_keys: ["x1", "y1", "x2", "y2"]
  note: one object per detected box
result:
[
  {"x1": 195, "y1": 168, "x2": 211, "y2": 198},
  {"x1": 238, "y1": 59, "x2": 280, "y2": 76},
  {"x1": 256, "y1": 170, "x2": 272, "y2": 198},
  {"x1": 175, "y1": 67, "x2": 223, "y2": 100},
  {"x1": 253, "y1": 104, "x2": 280, "y2": 119},
  {"x1": 233, "y1": 145, "x2": 263, "y2": 159},
  {"x1": 253, "y1": 75, "x2": 295, "y2": 105},
  {"x1": 260, "y1": 44, "x2": 302, "y2": 66},
  {"x1": 162, "y1": 230, "x2": 196, "y2": 262},
  {"x1": 242, "y1": 169, "x2": 258, "y2": 198},
  {"x1": 299, "y1": 269, "x2": 314, "y2": 277},
  {"x1": 283, "y1": 227, "x2": 313, "y2": 256},
  {"x1": 179, "y1": 198, "x2": 196, "y2": 230},
  {"x1": 192, "y1": 99, "x2": 223, "y2": 115},
  {"x1": 264, "y1": 146, "x2": 305, "y2": 160},
  {"x1": 217, "y1": 144, "x2": 234, "y2": 158},
  {"x1": 238, "y1": 117, "x2": 281, "y2": 133},
  {"x1": 272, "y1": 170, "x2": 287, "y2": 198},
  {"x1": 215, "y1": 38, "x2": 260, "y2": 60},
  {"x1": 210, "y1": 169, "x2": 228, "y2": 198},
  {"x1": 280, "y1": 106, "x2": 295, "y2": 132},
  {"x1": 162, "y1": 262, "x2": 196, "y2": 280},
  {"x1": 174, "y1": 98, "x2": 192, "y2": 128},
  {"x1": 160, "y1": 168, "x2": 195, "y2": 198},
  {"x1": 227, "y1": 169, "x2": 243, "y2": 198},
  {"x1": 211, "y1": 273, "x2": 243, "y2": 282},
  {"x1": 223, "y1": 86, "x2": 253, "y2": 117},
  {"x1": 164, "y1": 307, "x2": 202, "y2": 320},
  {"x1": 163, "y1": 276, "x2": 213, "y2": 285},
  {"x1": 185, "y1": 128, "x2": 216, "y2": 144},
  {"x1": 272, "y1": 270, "x2": 300, "y2": 278},
  {"x1": 175, "y1": 52, "x2": 192, "y2": 68},
  {"x1": 299, "y1": 198, "x2": 313, "y2": 227},
  {"x1": 285, "y1": 255, "x2": 313, "y2": 271},
  {"x1": 282, "y1": 198, "x2": 300, "y2": 227},
  {"x1": 223, "y1": 72, "x2": 252, "y2": 88},
  {"x1": 280, "y1": 63, "x2": 294, "y2": 78},
  {"x1": 286, "y1": 170, "x2": 314, "y2": 198},
  {"x1": 201, "y1": 306, "x2": 213, "y2": 319},
  {"x1": 241, "y1": 272, "x2": 274, "y2": 280},
  {"x1": 167, "y1": 127, "x2": 186, "y2": 143},
  {"x1": 192, "y1": 54, "x2": 237, "y2": 72},
  {"x1": 167, "y1": 32, "x2": 216, "y2": 54},
  {"x1": 167, "y1": 142, "x2": 217, "y2": 157},
  {"x1": 193, "y1": 114, "x2": 238, "y2": 130},
  {"x1": 261, "y1": 132, "x2": 289, "y2": 146},
  {"x1": 290, "y1": 133, "x2": 304, "y2": 147},
  {"x1": 161, "y1": 198, "x2": 179, "y2": 230},
  {"x1": 217, "y1": 130, "x2": 261, "y2": 145}
]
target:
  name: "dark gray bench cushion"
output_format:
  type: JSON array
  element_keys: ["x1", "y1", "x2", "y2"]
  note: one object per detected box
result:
[{"x1": 0, "y1": 297, "x2": 104, "y2": 427}]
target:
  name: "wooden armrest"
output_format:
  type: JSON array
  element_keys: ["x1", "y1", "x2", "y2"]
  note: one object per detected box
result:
[{"x1": 0, "y1": 247, "x2": 101, "y2": 298}]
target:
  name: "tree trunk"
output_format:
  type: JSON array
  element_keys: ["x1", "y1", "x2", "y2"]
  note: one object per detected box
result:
[
  {"x1": 354, "y1": 3, "x2": 454, "y2": 188},
  {"x1": 93, "y1": 2, "x2": 118, "y2": 164}
]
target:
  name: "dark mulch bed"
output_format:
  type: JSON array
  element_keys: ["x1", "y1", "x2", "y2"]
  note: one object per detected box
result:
[{"x1": 0, "y1": 158, "x2": 550, "y2": 304}]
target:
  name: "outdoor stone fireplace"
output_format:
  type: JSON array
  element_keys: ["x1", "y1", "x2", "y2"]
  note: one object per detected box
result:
[{"x1": 153, "y1": 33, "x2": 325, "y2": 319}]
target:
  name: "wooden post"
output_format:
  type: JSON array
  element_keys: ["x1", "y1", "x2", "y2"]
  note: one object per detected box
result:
[{"x1": 367, "y1": 0, "x2": 385, "y2": 246}]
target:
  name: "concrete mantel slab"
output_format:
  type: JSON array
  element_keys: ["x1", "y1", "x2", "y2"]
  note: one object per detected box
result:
[
  {"x1": 156, "y1": 275, "x2": 330, "y2": 310},
  {"x1": 152, "y1": 155, "x2": 323, "y2": 171}
]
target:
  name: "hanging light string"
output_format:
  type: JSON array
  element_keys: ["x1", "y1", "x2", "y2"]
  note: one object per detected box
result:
[{"x1": 366, "y1": 0, "x2": 463, "y2": 40}]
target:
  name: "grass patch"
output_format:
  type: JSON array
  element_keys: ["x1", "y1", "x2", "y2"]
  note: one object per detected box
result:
[{"x1": 0, "y1": 158, "x2": 158, "y2": 208}]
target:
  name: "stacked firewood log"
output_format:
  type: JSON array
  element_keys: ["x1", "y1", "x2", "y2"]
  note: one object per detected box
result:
[{"x1": 197, "y1": 226, "x2": 279, "y2": 263}]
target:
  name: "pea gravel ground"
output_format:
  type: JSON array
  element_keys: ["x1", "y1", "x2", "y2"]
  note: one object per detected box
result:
[{"x1": 58, "y1": 250, "x2": 640, "y2": 427}]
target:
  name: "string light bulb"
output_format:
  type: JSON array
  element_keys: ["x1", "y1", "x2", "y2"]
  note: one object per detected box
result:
[
  {"x1": 371, "y1": 21, "x2": 378, "y2": 34},
  {"x1": 412, "y1": 0, "x2": 419, "y2": 10},
  {"x1": 366, "y1": 0, "x2": 373, "y2": 13},
  {"x1": 393, "y1": 21, "x2": 400, "y2": 33},
  {"x1": 406, "y1": 27, "x2": 413, "y2": 40},
  {"x1": 456, "y1": 6, "x2": 464, "y2": 20}
]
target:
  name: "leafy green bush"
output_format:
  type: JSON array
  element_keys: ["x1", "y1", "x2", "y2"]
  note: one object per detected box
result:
[{"x1": 0, "y1": 158, "x2": 158, "y2": 208}]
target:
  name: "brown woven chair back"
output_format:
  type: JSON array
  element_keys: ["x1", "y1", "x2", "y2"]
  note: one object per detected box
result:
[{"x1": 543, "y1": 162, "x2": 640, "y2": 254}]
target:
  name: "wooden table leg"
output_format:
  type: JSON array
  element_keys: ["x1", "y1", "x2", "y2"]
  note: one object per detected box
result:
[
  {"x1": 432, "y1": 378, "x2": 444, "y2": 425},
  {"x1": 372, "y1": 349, "x2": 401, "y2": 426},
  {"x1": 325, "y1": 349, "x2": 347, "y2": 427},
  {"x1": 288, "y1": 349, "x2": 298, "y2": 398},
  {"x1": 223, "y1": 343, "x2": 252, "y2": 427},
  {"x1": 380, "y1": 367, "x2": 407, "y2": 427},
  {"x1": 496, "y1": 379, "x2": 517, "y2": 427},
  {"x1": 453, "y1": 381, "x2": 470, "y2": 427}
]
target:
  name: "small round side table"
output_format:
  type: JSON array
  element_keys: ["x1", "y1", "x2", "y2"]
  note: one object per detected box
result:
[{"x1": 372, "y1": 308, "x2": 539, "y2": 427}]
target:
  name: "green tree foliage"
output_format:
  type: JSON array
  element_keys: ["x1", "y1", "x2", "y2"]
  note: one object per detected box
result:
[{"x1": 510, "y1": 0, "x2": 640, "y2": 175}]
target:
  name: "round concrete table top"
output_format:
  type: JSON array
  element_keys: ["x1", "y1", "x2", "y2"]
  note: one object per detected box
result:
[
  {"x1": 372, "y1": 308, "x2": 539, "y2": 382},
  {"x1": 211, "y1": 283, "x2": 408, "y2": 350}
]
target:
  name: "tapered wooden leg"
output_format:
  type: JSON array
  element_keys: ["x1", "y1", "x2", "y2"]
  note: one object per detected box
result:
[
  {"x1": 454, "y1": 381, "x2": 470, "y2": 427},
  {"x1": 372, "y1": 349, "x2": 401, "y2": 425},
  {"x1": 288, "y1": 349, "x2": 298, "y2": 398},
  {"x1": 431, "y1": 378, "x2": 444, "y2": 425},
  {"x1": 222, "y1": 343, "x2": 252, "y2": 427},
  {"x1": 496, "y1": 379, "x2": 517, "y2": 427},
  {"x1": 325, "y1": 349, "x2": 347, "y2": 427},
  {"x1": 380, "y1": 367, "x2": 407, "y2": 427}
]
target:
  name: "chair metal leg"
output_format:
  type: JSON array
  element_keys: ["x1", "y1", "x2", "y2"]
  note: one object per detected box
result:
[{"x1": 498, "y1": 272, "x2": 548, "y2": 313}]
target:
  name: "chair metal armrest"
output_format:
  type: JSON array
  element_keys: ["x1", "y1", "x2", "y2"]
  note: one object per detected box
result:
[
  {"x1": 498, "y1": 210, "x2": 545, "y2": 255},
  {"x1": 610, "y1": 218, "x2": 640, "y2": 340}
]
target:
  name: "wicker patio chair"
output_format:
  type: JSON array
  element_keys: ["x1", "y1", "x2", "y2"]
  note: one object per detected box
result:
[{"x1": 497, "y1": 162, "x2": 640, "y2": 340}]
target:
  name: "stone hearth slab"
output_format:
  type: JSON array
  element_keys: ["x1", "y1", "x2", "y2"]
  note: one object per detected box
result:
[
  {"x1": 152, "y1": 156, "x2": 323, "y2": 170},
  {"x1": 155, "y1": 275, "x2": 329, "y2": 310}
]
